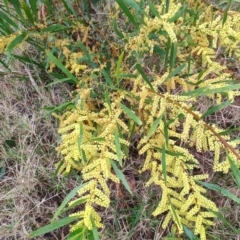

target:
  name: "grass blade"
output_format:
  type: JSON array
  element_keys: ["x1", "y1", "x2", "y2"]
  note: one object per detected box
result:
[
  {"x1": 77, "y1": 41, "x2": 96, "y2": 68},
  {"x1": 169, "y1": 42, "x2": 177, "y2": 70},
  {"x1": 170, "y1": 201, "x2": 181, "y2": 230},
  {"x1": 120, "y1": 103, "x2": 142, "y2": 126},
  {"x1": 163, "y1": 115, "x2": 169, "y2": 147},
  {"x1": 67, "y1": 227, "x2": 85, "y2": 240},
  {"x1": 111, "y1": 160, "x2": 132, "y2": 194},
  {"x1": 51, "y1": 183, "x2": 87, "y2": 222},
  {"x1": 115, "y1": 0, "x2": 138, "y2": 29},
  {"x1": 210, "y1": 210, "x2": 240, "y2": 234},
  {"x1": 90, "y1": 216, "x2": 99, "y2": 240},
  {"x1": 146, "y1": 115, "x2": 162, "y2": 140},
  {"x1": 183, "y1": 225, "x2": 200, "y2": 240},
  {"x1": 29, "y1": 0, "x2": 38, "y2": 20},
  {"x1": 41, "y1": 24, "x2": 67, "y2": 33},
  {"x1": 0, "y1": 167, "x2": 6, "y2": 179},
  {"x1": 83, "y1": 0, "x2": 91, "y2": 19},
  {"x1": 228, "y1": 155, "x2": 240, "y2": 188},
  {"x1": 101, "y1": 69, "x2": 114, "y2": 87},
  {"x1": 62, "y1": 198, "x2": 87, "y2": 213},
  {"x1": 201, "y1": 100, "x2": 231, "y2": 118},
  {"x1": 0, "y1": 10, "x2": 18, "y2": 28},
  {"x1": 166, "y1": 0, "x2": 170, "y2": 13},
  {"x1": 148, "y1": 0, "x2": 160, "y2": 18},
  {"x1": 64, "y1": 0, "x2": 77, "y2": 17},
  {"x1": 181, "y1": 83, "x2": 240, "y2": 97},
  {"x1": 46, "y1": 78, "x2": 72, "y2": 86},
  {"x1": 114, "y1": 131, "x2": 123, "y2": 167},
  {"x1": 113, "y1": 18, "x2": 125, "y2": 39},
  {"x1": 8, "y1": 0, "x2": 26, "y2": 24},
  {"x1": 29, "y1": 216, "x2": 79, "y2": 238},
  {"x1": 165, "y1": 63, "x2": 186, "y2": 82},
  {"x1": 197, "y1": 181, "x2": 240, "y2": 204},
  {"x1": 136, "y1": 63, "x2": 154, "y2": 90},
  {"x1": 12, "y1": 54, "x2": 43, "y2": 68},
  {"x1": 164, "y1": 37, "x2": 171, "y2": 70},
  {"x1": 22, "y1": 2, "x2": 34, "y2": 24},
  {"x1": 6, "y1": 33, "x2": 27, "y2": 53},
  {"x1": 222, "y1": 0, "x2": 233, "y2": 26},
  {"x1": 161, "y1": 144, "x2": 167, "y2": 183},
  {"x1": 77, "y1": 123, "x2": 84, "y2": 156},
  {"x1": 46, "y1": 50, "x2": 78, "y2": 84},
  {"x1": 115, "y1": 51, "x2": 124, "y2": 83}
]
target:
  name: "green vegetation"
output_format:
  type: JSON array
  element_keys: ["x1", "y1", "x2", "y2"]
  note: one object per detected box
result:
[{"x1": 0, "y1": 0, "x2": 240, "y2": 239}]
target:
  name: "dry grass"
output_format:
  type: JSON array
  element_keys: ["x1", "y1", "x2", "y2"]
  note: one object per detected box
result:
[{"x1": 0, "y1": 59, "x2": 78, "y2": 240}]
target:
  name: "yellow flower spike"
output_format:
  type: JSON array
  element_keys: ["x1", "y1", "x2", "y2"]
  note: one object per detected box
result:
[
  {"x1": 200, "y1": 225, "x2": 206, "y2": 240},
  {"x1": 162, "y1": 211, "x2": 172, "y2": 229},
  {"x1": 48, "y1": 1, "x2": 240, "y2": 237},
  {"x1": 195, "y1": 215, "x2": 203, "y2": 235}
]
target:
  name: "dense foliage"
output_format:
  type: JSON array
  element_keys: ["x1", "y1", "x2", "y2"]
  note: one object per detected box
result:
[{"x1": 0, "y1": 0, "x2": 240, "y2": 239}]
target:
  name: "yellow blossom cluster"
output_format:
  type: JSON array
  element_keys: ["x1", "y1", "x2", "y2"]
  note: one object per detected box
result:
[
  {"x1": 50, "y1": 1, "x2": 240, "y2": 239},
  {"x1": 55, "y1": 88, "x2": 129, "y2": 230}
]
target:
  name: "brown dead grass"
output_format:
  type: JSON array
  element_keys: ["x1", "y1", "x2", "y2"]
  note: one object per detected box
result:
[{"x1": 0, "y1": 59, "x2": 78, "y2": 240}]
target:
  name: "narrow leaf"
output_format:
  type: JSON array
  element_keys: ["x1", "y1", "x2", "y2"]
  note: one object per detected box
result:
[
  {"x1": 120, "y1": 103, "x2": 142, "y2": 125},
  {"x1": 170, "y1": 202, "x2": 181, "y2": 229},
  {"x1": 165, "y1": 63, "x2": 186, "y2": 82},
  {"x1": 136, "y1": 64, "x2": 154, "y2": 90},
  {"x1": 166, "y1": 0, "x2": 170, "y2": 13},
  {"x1": 183, "y1": 225, "x2": 200, "y2": 240},
  {"x1": 181, "y1": 83, "x2": 240, "y2": 97},
  {"x1": 81, "y1": 149, "x2": 87, "y2": 163},
  {"x1": 163, "y1": 115, "x2": 169, "y2": 147},
  {"x1": 161, "y1": 144, "x2": 167, "y2": 183},
  {"x1": 12, "y1": 54, "x2": 43, "y2": 68},
  {"x1": 210, "y1": 210, "x2": 240, "y2": 234},
  {"x1": 114, "y1": 132, "x2": 123, "y2": 167},
  {"x1": 146, "y1": 115, "x2": 162, "y2": 140},
  {"x1": 164, "y1": 37, "x2": 171, "y2": 70},
  {"x1": 46, "y1": 50, "x2": 78, "y2": 83},
  {"x1": 111, "y1": 160, "x2": 132, "y2": 194},
  {"x1": 222, "y1": 0, "x2": 233, "y2": 26},
  {"x1": 63, "y1": 198, "x2": 87, "y2": 213},
  {"x1": 169, "y1": 42, "x2": 177, "y2": 70},
  {"x1": 113, "y1": 18, "x2": 125, "y2": 39},
  {"x1": 67, "y1": 227, "x2": 84, "y2": 240},
  {"x1": 41, "y1": 24, "x2": 67, "y2": 32},
  {"x1": 101, "y1": 69, "x2": 114, "y2": 87},
  {"x1": 6, "y1": 33, "x2": 27, "y2": 53},
  {"x1": 115, "y1": 51, "x2": 124, "y2": 82},
  {"x1": 197, "y1": 181, "x2": 240, "y2": 204},
  {"x1": 228, "y1": 155, "x2": 240, "y2": 188},
  {"x1": 0, "y1": 167, "x2": 6, "y2": 179},
  {"x1": 0, "y1": 11, "x2": 18, "y2": 28},
  {"x1": 83, "y1": 0, "x2": 91, "y2": 19},
  {"x1": 60, "y1": 0, "x2": 73, "y2": 14},
  {"x1": 8, "y1": 0, "x2": 26, "y2": 23},
  {"x1": 51, "y1": 183, "x2": 87, "y2": 222},
  {"x1": 90, "y1": 216, "x2": 99, "y2": 240},
  {"x1": 46, "y1": 78, "x2": 73, "y2": 86},
  {"x1": 64, "y1": 0, "x2": 77, "y2": 17},
  {"x1": 29, "y1": 0, "x2": 38, "y2": 20},
  {"x1": 115, "y1": 0, "x2": 138, "y2": 29},
  {"x1": 148, "y1": 0, "x2": 160, "y2": 17},
  {"x1": 22, "y1": 2, "x2": 34, "y2": 24},
  {"x1": 201, "y1": 100, "x2": 231, "y2": 118},
  {"x1": 29, "y1": 216, "x2": 79, "y2": 238}
]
